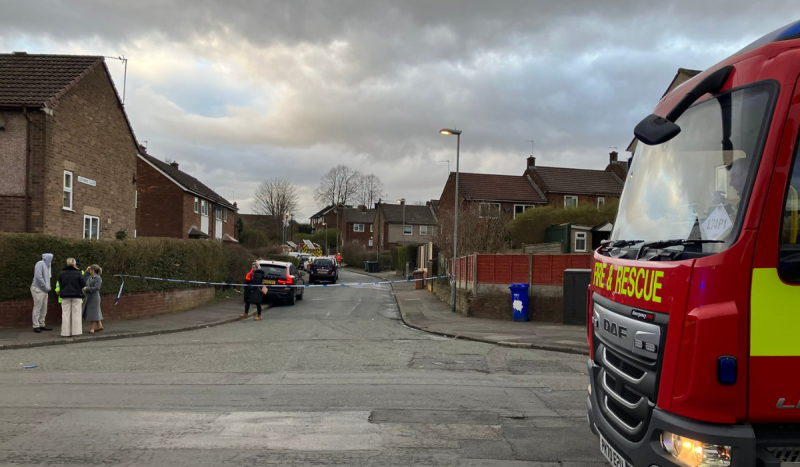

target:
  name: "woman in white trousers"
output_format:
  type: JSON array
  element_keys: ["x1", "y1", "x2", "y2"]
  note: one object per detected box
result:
[{"x1": 56, "y1": 258, "x2": 86, "y2": 337}]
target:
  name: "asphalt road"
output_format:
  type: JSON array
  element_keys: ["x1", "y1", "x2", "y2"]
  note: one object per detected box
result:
[{"x1": 0, "y1": 269, "x2": 605, "y2": 466}]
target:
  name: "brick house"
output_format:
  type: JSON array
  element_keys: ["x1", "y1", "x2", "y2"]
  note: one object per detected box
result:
[
  {"x1": 437, "y1": 153, "x2": 625, "y2": 219},
  {"x1": 309, "y1": 204, "x2": 350, "y2": 234},
  {"x1": 343, "y1": 205, "x2": 376, "y2": 250},
  {"x1": 375, "y1": 203, "x2": 437, "y2": 250},
  {"x1": 136, "y1": 151, "x2": 238, "y2": 241},
  {"x1": 0, "y1": 53, "x2": 139, "y2": 239}
]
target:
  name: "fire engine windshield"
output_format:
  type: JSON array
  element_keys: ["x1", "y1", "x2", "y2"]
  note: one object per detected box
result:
[{"x1": 612, "y1": 83, "x2": 775, "y2": 253}]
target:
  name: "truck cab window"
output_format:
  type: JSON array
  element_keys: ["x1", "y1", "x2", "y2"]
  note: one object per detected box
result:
[{"x1": 781, "y1": 139, "x2": 800, "y2": 244}]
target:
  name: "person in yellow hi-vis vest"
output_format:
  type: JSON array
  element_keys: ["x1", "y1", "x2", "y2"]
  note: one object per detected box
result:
[{"x1": 55, "y1": 261, "x2": 85, "y2": 304}]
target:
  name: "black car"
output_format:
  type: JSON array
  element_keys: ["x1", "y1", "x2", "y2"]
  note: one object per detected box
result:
[
  {"x1": 257, "y1": 260, "x2": 305, "y2": 305},
  {"x1": 309, "y1": 257, "x2": 338, "y2": 284}
]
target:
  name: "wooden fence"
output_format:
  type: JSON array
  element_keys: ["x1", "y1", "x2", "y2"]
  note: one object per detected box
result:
[{"x1": 450, "y1": 253, "x2": 590, "y2": 287}]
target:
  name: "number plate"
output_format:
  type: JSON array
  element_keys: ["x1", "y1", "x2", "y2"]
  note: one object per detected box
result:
[
  {"x1": 262, "y1": 280, "x2": 276, "y2": 285},
  {"x1": 600, "y1": 433, "x2": 630, "y2": 467},
  {"x1": 318, "y1": 269, "x2": 328, "y2": 273}
]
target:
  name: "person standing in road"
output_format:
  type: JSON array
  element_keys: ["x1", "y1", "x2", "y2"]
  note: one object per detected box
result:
[
  {"x1": 242, "y1": 262, "x2": 266, "y2": 321},
  {"x1": 57, "y1": 258, "x2": 86, "y2": 337},
  {"x1": 82, "y1": 264, "x2": 104, "y2": 333},
  {"x1": 30, "y1": 253, "x2": 54, "y2": 333}
]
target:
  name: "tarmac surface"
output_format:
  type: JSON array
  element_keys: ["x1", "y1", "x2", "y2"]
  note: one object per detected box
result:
[{"x1": 0, "y1": 269, "x2": 605, "y2": 466}]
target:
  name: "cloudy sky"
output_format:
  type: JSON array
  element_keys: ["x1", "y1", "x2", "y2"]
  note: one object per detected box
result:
[{"x1": 1, "y1": 1, "x2": 796, "y2": 218}]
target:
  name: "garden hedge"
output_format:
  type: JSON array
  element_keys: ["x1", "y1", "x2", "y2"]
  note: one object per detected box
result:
[{"x1": 0, "y1": 233, "x2": 232, "y2": 300}]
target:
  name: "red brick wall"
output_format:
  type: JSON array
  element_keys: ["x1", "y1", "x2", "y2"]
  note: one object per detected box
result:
[
  {"x1": 0, "y1": 287, "x2": 214, "y2": 328},
  {"x1": 345, "y1": 222, "x2": 376, "y2": 249},
  {"x1": 136, "y1": 158, "x2": 185, "y2": 238},
  {"x1": 42, "y1": 64, "x2": 138, "y2": 239}
]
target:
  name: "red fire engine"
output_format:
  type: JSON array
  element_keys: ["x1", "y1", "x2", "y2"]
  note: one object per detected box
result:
[{"x1": 587, "y1": 20, "x2": 800, "y2": 467}]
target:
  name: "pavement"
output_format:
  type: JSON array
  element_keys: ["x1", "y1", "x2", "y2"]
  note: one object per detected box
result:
[
  {"x1": 348, "y1": 268, "x2": 589, "y2": 355},
  {"x1": 0, "y1": 269, "x2": 604, "y2": 466},
  {"x1": 0, "y1": 296, "x2": 247, "y2": 350}
]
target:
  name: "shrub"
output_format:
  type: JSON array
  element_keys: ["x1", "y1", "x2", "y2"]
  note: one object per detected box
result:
[
  {"x1": 397, "y1": 247, "x2": 407, "y2": 272},
  {"x1": 389, "y1": 248, "x2": 399, "y2": 270},
  {"x1": 0, "y1": 233, "x2": 228, "y2": 300},
  {"x1": 115, "y1": 230, "x2": 128, "y2": 240},
  {"x1": 249, "y1": 245, "x2": 282, "y2": 259},
  {"x1": 340, "y1": 243, "x2": 374, "y2": 267},
  {"x1": 239, "y1": 226, "x2": 273, "y2": 249},
  {"x1": 510, "y1": 199, "x2": 619, "y2": 247},
  {"x1": 223, "y1": 243, "x2": 255, "y2": 284},
  {"x1": 264, "y1": 255, "x2": 299, "y2": 267}
]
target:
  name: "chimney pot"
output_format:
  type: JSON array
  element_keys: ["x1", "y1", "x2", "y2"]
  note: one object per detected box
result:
[
  {"x1": 170, "y1": 161, "x2": 179, "y2": 169},
  {"x1": 610, "y1": 151, "x2": 618, "y2": 164},
  {"x1": 527, "y1": 155, "x2": 536, "y2": 169},
  {"x1": 358, "y1": 205, "x2": 367, "y2": 213}
]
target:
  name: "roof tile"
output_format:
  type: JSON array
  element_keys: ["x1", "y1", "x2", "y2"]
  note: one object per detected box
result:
[
  {"x1": 529, "y1": 166, "x2": 623, "y2": 195},
  {"x1": 0, "y1": 53, "x2": 103, "y2": 106},
  {"x1": 139, "y1": 152, "x2": 236, "y2": 209},
  {"x1": 454, "y1": 172, "x2": 546, "y2": 203}
]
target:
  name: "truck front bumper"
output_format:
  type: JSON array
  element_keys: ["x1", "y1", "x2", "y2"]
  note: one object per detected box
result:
[{"x1": 587, "y1": 359, "x2": 757, "y2": 467}]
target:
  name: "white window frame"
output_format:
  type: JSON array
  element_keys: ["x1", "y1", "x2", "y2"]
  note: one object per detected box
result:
[
  {"x1": 564, "y1": 196, "x2": 578, "y2": 208},
  {"x1": 597, "y1": 197, "x2": 605, "y2": 209},
  {"x1": 574, "y1": 231, "x2": 587, "y2": 252},
  {"x1": 370, "y1": 224, "x2": 373, "y2": 232},
  {"x1": 403, "y1": 225, "x2": 412, "y2": 235},
  {"x1": 63, "y1": 170, "x2": 73, "y2": 210},
  {"x1": 194, "y1": 197, "x2": 199, "y2": 214},
  {"x1": 201, "y1": 200, "x2": 208, "y2": 216},
  {"x1": 479, "y1": 202, "x2": 501, "y2": 218},
  {"x1": 353, "y1": 224, "x2": 365, "y2": 232},
  {"x1": 513, "y1": 204, "x2": 533, "y2": 219},
  {"x1": 215, "y1": 206, "x2": 223, "y2": 221},
  {"x1": 368, "y1": 239, "x2": 374, "y2": 247},
  {"x1": 224, "y1": 208, "x2": 228, "y2": 222},
  {"x1": 135, "y1": 191, "x2": 138, "y2": 209},
  {"x1": 420, "y1": 225, "x2": 431, "y2": 235},
  {"x1": 83, "y1": 215, "x2": 100, "y2": 240}
]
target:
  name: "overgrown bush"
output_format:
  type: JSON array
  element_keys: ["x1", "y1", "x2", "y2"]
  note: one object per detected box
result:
[
  {"x1": 249, "y1": 245, "x2": 282, "y2": 259},
  {"x1": 390, "y1": 248, "x2": 399, "y2": 270},
  {"x1": 0, "y1": 233, "x2": 228, "y2": 300},
  {"x1": 239, "y1": 226, "x2": 273, "y2": 249},
  {"x1": 264, "y1": 255, "x2": 299, "y2": 267},
  {"x1": 510, "y1": 199, "x2": 619, "y2": 247},
  {"x1": 340, "y1": 243, "x2": 374, "y2": 267},
  {"x1": 223, "y1": 243, "x2": 255, "y2": 284}
]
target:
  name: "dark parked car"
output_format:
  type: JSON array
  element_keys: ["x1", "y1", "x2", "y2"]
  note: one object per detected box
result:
[
  {"x1": 257, "y1": 260, "x2": 305, "y2": 305},
  {"x1": 309, "y1": 258, "x2": 338, "y2": 284}
]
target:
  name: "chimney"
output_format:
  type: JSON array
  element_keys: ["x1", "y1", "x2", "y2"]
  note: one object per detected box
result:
[
  {"x1": 527, "y1": 155, "x2": 536, "y2": 169},
  {"x1": 170, "y1": 161, "x2": 179, "y2": 169},
  {"x1": 609, "y1": 151, "x2": 618, "y2": 164},
  {"x1": 138, "y1": 144, "x2": 147, "y2": 154},
  {"x1": 358, "y1": 205, "x2": 367, "y2": 213}
]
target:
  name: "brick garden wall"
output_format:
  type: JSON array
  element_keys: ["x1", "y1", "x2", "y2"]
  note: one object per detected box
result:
[{"x1": 0, "y1": 287, "x2": 214, "y2": 328}]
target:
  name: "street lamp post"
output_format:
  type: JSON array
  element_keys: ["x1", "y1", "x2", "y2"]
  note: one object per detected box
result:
[
  {"x1": 322, "y1": 222, "x2": 328, "y2": 256},
  {"x1": 396, "y1": 198, "x2": 406, "y2": 247},
  {"x1": 440, "y1": 128, "x2": 461, "y2": 313}
]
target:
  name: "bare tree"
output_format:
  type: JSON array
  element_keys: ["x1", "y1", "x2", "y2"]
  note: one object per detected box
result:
[
  {"x1": 253, "y1": 177, "x2": 300, "y2": 236},
  {"x1": 314, "y1": 165, "x2": 362, "y2": 207},
  {"x1": 357, "y1": 173, "x2": 385, "y2": 207},
  {"x1": 433, "y1": 204, "x2": 510, "y2": 259}
]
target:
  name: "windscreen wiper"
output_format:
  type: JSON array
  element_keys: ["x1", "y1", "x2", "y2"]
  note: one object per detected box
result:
[
  {"x1": 601, "y1": 239, "x2": 644, "y2": 249},
  {"x1": 636, "y1": 239, "x2": 723, "y2": 259}
]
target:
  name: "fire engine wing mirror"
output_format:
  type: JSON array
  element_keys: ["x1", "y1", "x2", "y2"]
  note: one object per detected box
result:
[{"x1": 633, "y1": 65, "x2": 734, "y2": 146}]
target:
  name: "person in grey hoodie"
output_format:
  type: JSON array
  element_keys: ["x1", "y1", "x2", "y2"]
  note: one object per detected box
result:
[{"x1": 31, "y1": 253, "x2": 54, "y2": 333}]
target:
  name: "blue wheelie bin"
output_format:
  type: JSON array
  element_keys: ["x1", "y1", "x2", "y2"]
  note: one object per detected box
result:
[{"x1": 508, "y1": 283, "x2": 530, "y2": 322}]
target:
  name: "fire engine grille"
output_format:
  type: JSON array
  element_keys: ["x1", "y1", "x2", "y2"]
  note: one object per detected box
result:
[
  {"x1": 769, "y1": 447, "x2": 800, "y2": 463},
  {"x1": 604, "y1": 350, "x2": 646, "y2": 380}
]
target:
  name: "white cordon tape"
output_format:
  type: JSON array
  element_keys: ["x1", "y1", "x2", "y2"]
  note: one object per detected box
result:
[{"x1": 112, "y1": 274, "x2": 451, "y2": 305}]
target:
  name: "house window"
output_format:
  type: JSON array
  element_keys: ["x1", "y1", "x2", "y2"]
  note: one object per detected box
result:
[
  {"x1": 420, "y1": 225, "x2": 431, "y2": 235},
  {"x1": 368, "y1": 239, "x2": 374, "y2": 247},
  {"x1": 216, "y1": 206, "x2": 223, "y2": 221},
  {"x1": 194, "y1": 197, "x2": 199, "y2": 213},
  {"x1": 479, "y1": 202, "x2": 501, "y2": 218},
  {"x1": 513, "y1": 205, "x2": 533, "y2": 219},
  {"x1": 83, "y1": 215, "x2": 100, "y2": 239},
  {"x1": 564, "y1": 196, "x2": 578, "y2": 208},
  {"x1": 63, "y1": 171, "x2": 73, "y2": 210},
  {"x1": 370, "y1": 224, "x2": 373, "y2": 232},
  {"x1": 404, "y1": 225, "x2": 412, "y2": 235},
  {"x1": 354, "y1": 224, "x2": 365, "y2": 232},
  {"x1": 224, "y1": 209, "x2": 228, "y2": 222},
  {"x1": 201, "y1": 200, "x2": 208, "y2": 216},
  {"x1": 575, "y1": 232, "x2": 587, "y2": 252},
  {"x1": 597, "y1": 197, "x2": 605, "y2": 209}
]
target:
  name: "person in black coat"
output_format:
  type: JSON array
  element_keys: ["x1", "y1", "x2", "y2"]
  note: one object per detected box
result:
[
  {"x1": 57, "y1": 257, "x2": 86, "y2": 337},
  {"x1": 241, "y1": 262, "x2": 265, "y2": 321}
]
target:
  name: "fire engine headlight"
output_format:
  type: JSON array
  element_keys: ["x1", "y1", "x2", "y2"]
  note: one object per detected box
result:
[{"x1": 661, "y1": 431, "x2": 731, "y2": 467}]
